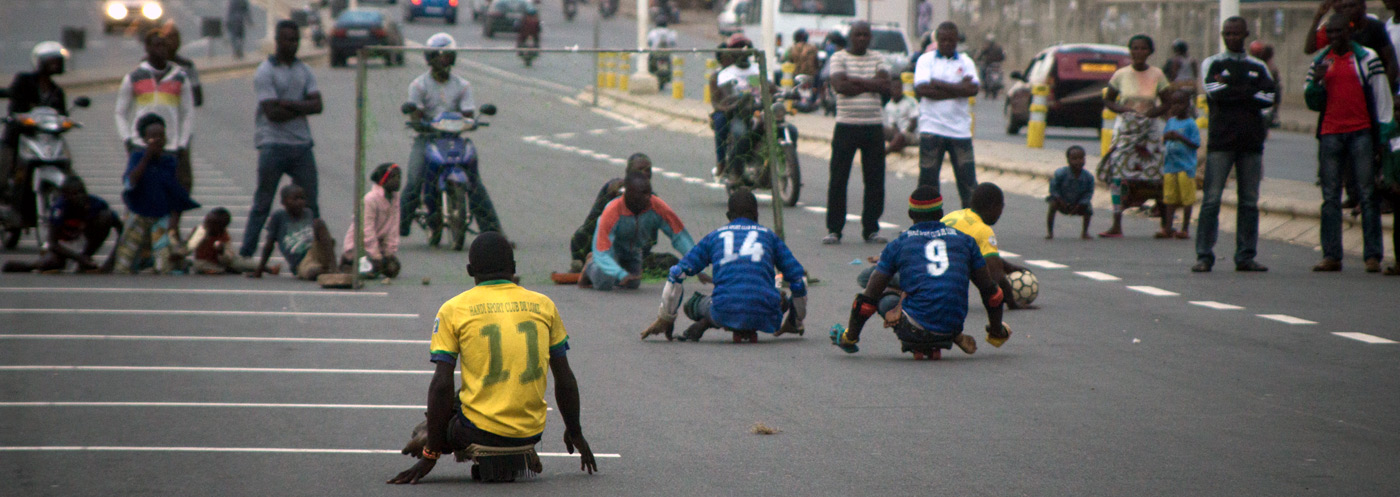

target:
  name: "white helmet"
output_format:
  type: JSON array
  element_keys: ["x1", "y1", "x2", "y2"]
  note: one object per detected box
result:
[
  {"x1": 424, "y1": 32, "x2": 457, "y2": 63},
  {"x1": 31, "y1": 41, "x2": 70, "y2": 71}
]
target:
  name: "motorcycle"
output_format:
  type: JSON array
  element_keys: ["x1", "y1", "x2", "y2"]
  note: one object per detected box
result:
[
  {"x1": 982, "y1": 61, "x2": 1003, "y2": 99},
  {"x1": 0, "y1": 92, "x2": 91, "y2": 250},
  {"x1": 720, "y1": 79, "x2": 803, "y2": 206},
  {"x1": 401, "y1": 103, "x2": 498, "y2": 251},
  {"x1": 563, "y1": 0, "x2": 577, "y2": 21},
  {"x1": 646, "y1": 28, "x2": 676, "y2": 88}
]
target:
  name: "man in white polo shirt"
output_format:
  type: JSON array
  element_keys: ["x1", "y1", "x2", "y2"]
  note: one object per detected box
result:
[
  {"x1": 914, "y1": 22, "x2": 981, "y2": 208},
  {"x1": 823, "y1": 21, "x2": 893, "y2": 245}
]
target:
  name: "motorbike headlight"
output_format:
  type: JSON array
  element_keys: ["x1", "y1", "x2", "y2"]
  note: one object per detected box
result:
[
  {"x1": 142, "y1": 2, "x2": 162, "y2": 19},
  {"x1": 107, "y1": 2, "x2": 129, "y2": 20}
]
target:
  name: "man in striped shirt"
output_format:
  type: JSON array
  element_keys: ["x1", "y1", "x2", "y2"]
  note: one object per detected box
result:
[{"x1": 823, "y1": 22, "x2": 893, "y2": 245}]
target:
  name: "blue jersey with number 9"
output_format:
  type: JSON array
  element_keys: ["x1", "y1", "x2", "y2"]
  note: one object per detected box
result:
[
  {"x1": 669, "y1": 217, "x2": 806, "y2": 333},
  {"x1": 875, "y1": 220, "x2": 986, "y2": 333}
]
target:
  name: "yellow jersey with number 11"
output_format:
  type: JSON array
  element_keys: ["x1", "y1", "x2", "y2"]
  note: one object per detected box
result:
[
  {"x1": 430, "y1": 280, "x2": 570, "y2": 439},
  {"x1": 941, "y1": 208, "x2": 1000, "y2": 259}
]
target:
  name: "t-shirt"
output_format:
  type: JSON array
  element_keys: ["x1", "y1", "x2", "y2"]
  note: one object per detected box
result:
[
  {"x1": 592, "y1": 195, "x2": 696, "y2": 280},
  {"x1": 667, "y1": 218, "x2": 806, "y2": 333},
  {"x1": 828, "y1": 50, "x2": 890, "y2": 125},
  {"x1": 187, "y1": 225, "x2": 230, "y2": 262},
  {"x1": 884, "y1": 97, "x2": 918, "y2": 132},
  {"x1": 429, "y1": 281, "x2": 570, "y2": 439},
  {"x1": 941, "y1": 208, "x2": 999, "y2": 259},
  {"x1": 1162, "y1": 117, "x2": 1200, "y2": 175},
  {"x1": 48, "y1": 195, "x2": 109, "y2": 242},
  {"x1": 253, "y1": 57, "x2": 318, "y2": 147},
  {"x1": 785, "y1": 42, "x2": 819, "y2": 77},
  {"x1": 875, "y1": 221, "x2": 986, "y2": 333},
  {"x1": 122, "y1": 150, "x2": 200, "y2": 218},
  {"x1": 265, "y1": 209, "x2": 315, "y2": 271},
  {"x1": 1108, "y1": 65, "x2": 1169, "y2": 114},
  {"x1": 1049, "y1": 167, "x2": 1095, "y2": 206},
  {"x1": 407, "y1": 73, "x2": 476, "y2": 120},
  {"x1": 717, "y1": 64, "x2": 762, "y2": 95},
  {"x1": 914, "y1": 51, "x2": 979, "y2": 138},
  {"x1": 1320, "y1": 52, "x2": 1372, "y2": 136}
]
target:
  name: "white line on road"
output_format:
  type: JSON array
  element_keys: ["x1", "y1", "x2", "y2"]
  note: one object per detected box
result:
[
  {"x1": 0, "y1": 334, "x2": 427, "y2": 344},
  {"x1": 802, "y1": 205, "x2": 826, "y2": 213},
  {"x1": 1331, "y1": 332, "x2": 1398, "y2": 344},
  {"x1": 0, "y1": 287, "x2": 387, "y2": 296},
  {"x1": 1126, "y1": 286, "x2": 1180, "y2": 296},
  {"x1": 0, "y1": 309, "x2": 418, "y2": 318},
  {"x1": 1024, "y1": 260, "x2": 1069, "y2": 269},
  {"x1": 1074, "y1": 271, "x2": 1120, "y2": 281},
  {"x1": 999, "y1": 250, "x2": 1020, "y2": 258},
  {"x1": 0, "y1": 366, "x2": 435, "y2": 374},
  {"x1": 1257, "y1": 314, "x2": 1317, "y2": 325},
  {"x1": 1189, "y1": 301, "x2": 1244, "y2": 310},
  {"x1": 0, "y1": 446, "x2": 619, "y2": 458}
]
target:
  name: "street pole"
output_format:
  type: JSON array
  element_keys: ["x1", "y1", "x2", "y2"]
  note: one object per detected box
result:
[
  {"x1": 761, "y1": 0, "x2": 775, "y2": 78},
  {"x1": 352, "y1": 49, "x2": 367, "y2": 291},
  {"x1": 593, "y1": 17, "x2": 601, "y2": 106},
  {"x1": 1219, "y1": 0, "x2": 1239, "y2": 51},
  {"x1": 757, "y1": 50, "x2": 785, "y2": 241}
]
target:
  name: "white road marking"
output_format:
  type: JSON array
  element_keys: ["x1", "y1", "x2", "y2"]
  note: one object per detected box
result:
[
  {"x1": 0, "y1": 334, "x2": 427, "y2": 344},
  {"x1": 554, "y1": 132, "x2": 576, "y2": 139},
  {"x1": 999, "y1": 250, "x2": 1020, "y2": 258},
  {"x1": 1257, "y1": 314, "x2": 1317, "y2": 325},
  {"x1": 1190, "y1": 301, "x2": 1244, "y2": 310},
  {"x1": 1126, "y1": 286, "x2": 1179, "y2": 296},
  {"x1": 1074, "y1": 271, "x2": 1120, "y2": 281},
  {"x1": 0, "y1": 287, "x2": 386, "y2": 296},
  {"x1": 681, "y1": 177, "x2": 704, "y2": 184},
  {"x1": 661, "y1": 171, "x2": 683, "y2": 178},
  {"x1": 0, "y1": 446, "x2": 619, "y2": 458},
  {"x1": 1332, "y1": 332, "x2": 1398, "y2": 344},
  {"x1": 703, "y1": 183, "x2": 724, "y2": 189},
  {"x1": 802, "y1": 206, "x2": 826, "y2": 213},
  {"x1": 0, "y1": 401, "x2": 553, "y2": 411},
  {"x1": 0, "y1": 366, "x2": 435, "y2": 374},
  {"x1": 0, "y1": 309, "x2": 418, "y2": 318},
  {"x1": 1024, "y1": 260, "x2": 1068, "y2": 269}
]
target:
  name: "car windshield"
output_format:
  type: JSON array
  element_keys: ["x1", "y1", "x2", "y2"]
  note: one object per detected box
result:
[
  {"x1": 779, "y1": 0, "x2": 855, "y2": 16},
  {"x1": 869, "y1": 31, "x2": 906, "y2": 53},
  {"x1": 492, "y1": 0, "x2": 527, "y2": 12},
  {"x1": 337, "y1": 10, "x2": 383, "y2": 26}
]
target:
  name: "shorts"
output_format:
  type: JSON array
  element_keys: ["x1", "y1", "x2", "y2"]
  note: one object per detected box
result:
[
  {"x1": 890, "y1": 310, "x2": 956, "y2": 349},
  {"x1": 1162, "y1": 171, "x2": 1197, "y2": 206}
]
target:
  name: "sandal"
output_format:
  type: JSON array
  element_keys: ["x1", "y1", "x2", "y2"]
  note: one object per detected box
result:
[
  {"x1": 1153, "y1": 229, "x2": 1174, "y2": 239},
  {"x1": 1173, "y1": 230, "x2": 1190, "y2": 240},
  {"x1": 1098, "y1": 231, "x2": 1123, "y2": 238}
]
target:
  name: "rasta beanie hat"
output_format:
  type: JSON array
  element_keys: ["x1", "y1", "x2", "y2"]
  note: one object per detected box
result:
[
  {"x1": 468, "y1": 231, "x2": 515, "y2": 278},
  {"x1": 908, "y1": 185, "x2": 943, "y2": 217}
]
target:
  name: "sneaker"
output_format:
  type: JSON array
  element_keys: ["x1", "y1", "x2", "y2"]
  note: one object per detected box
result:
[
  {"x1": 863, "y1": 233, "x2": 888, "y2": 244},
  {"x1": 953, "y1": 333, "x2": 977, "y2": 355},
  {"x1": 1365, "y1": 258, "x2": 1381, "y2": 273},
  {"x1": 829, "y1": 325, "x2": 858, "y2": 353},
  {"x1": 821, "y1": 233, "x2": 841, "y2": 245},
  {"x1": 1312, "y1": 259, "x2": 1342, "y2": 272},
  {"x1": 676, "y1": 320, "x2": 709, "y2": 342},
  {"x1": 1235, "y1": 261, "x2": 1268, "y2": 272},
  {"x1": 1191, "y1": 261, "x2": 1212, "y2": 273}
]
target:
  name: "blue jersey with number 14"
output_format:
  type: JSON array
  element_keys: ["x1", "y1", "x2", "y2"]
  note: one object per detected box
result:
[
  {"x1": 875, "y1": 220, "x2": 986, "y2": 333},
  {"x1": 669, "y1": 217, "x2": 806, "y2": 333}
]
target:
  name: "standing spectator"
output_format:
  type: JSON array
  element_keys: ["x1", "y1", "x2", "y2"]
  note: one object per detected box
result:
[
  {"x1": 161, "y1": 23, "x2": 202, "y2": 197},
  {"x1": 1248, "y1": 41, "x2": 1284, "y2": 128},
  {"x1": 823, "y1": 22, "x2": 892, "y2": 245},
  {"x1": 226, "y1": 0, "x2": 252, "y2": 59},
  {"x1": 113, "y1": 115, "x2": 201, "y2": 274},
  {"x1": 115, "y1": 28, "x2": 194, "y2": 191},
  {"x1": 1304, "y1": 15, "x2": 1392, "y2": 272},
  {"x1": 914, "y1": 22, "x2": 980, "y2": 207},
  {"x1": 883, "y1": 78, "x2": 918, "y2": 154},
  {"x1": 1305, "y1": 0, "x2": 1397, "y2": 87},
  {"x1": 239, "y1": 20, "x2": 323, "y2": 259},
  {"x1": 710, "y1": 43, "x2": 736, "y2": 176},
  {"x1": 783, "y1": 29, "x2": 819, "y2": 80},
  {"x1": 341, "y1": 163, "x2": 402, "y2": 278},
  {"x1": 917, "y1": 0, "x2": 933, "y2": 40},
  {"x1": 1159, "y1": 90, "x2": 1200, "y2": 239},
  {"x1": 1194, "y1": 18, "x2": 1277, "y2": 273},
  {"x1": 1097, "y1": 34, "x2": 1168, "y2": 238},
  {"x1": 1162, "y1": 39, "x2": 1199, "y2": 93},
  {"x1": 1046, "y1": 146, "x2": 1094, "y2": 240}
]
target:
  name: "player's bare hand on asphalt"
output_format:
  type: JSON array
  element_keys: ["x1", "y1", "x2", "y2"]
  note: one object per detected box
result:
[
  {"x1": 563, "y1": 429, "x2": 597, "y2": 474},
  {"x1": 387, "y1": 458, "x2": 437, "y2": 484}
]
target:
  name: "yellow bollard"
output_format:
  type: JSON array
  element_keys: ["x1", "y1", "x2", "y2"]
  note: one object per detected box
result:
[
  {"x1": 1195, "y1": 93, "x2": 1209, "y2": 130},
  {"x1": 1027, "y1": 84, "x2": 1049, "y2": 148},
  {"x1": 703, "y1": 59, "x2": 718, "y2": 104},
  {"x1": 901, "y1": 72, "x2": 914, "y2": 98},
  {"x1": 1101, "y1": 107, "x2": 1117, "y2": 157},
  {"x1": 672, "y1": 56, "x2": 685, "y2": 100},
  {"x1": 596, "y1": 53, "x2": 607, "y2": 89},
  {"x1": 619, "y1": 55, "x2": 631, "y2": 92},
  {"x1": 604, "y1": 53, "x2": 617, "y2": 89},
  {"x1": 780, "y1": 62, "x2": 795, "y2": 113}
]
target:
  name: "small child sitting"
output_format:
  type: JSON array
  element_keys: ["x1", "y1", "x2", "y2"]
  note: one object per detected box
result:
[
  {"x1": 2, "y1": 177, "x2": 121, "y2": 273},
  {"x1": 341, "y1": 163, "x2": 402, "y2": 278},
  {"x1": 113, "y1": 114, "x2": 200, "y2": 274},
  {"x1": 187, "y1": 207, "x2": 264, "y2": 274},
  {"x1": 883, "y1": 80, "x2": 918, "y2": 155},
  {"x1": 250, "y1": 184, "x2": 335, "y2": 280},
  {"x1": 1159, "y1": 91, "x2": 1200, "y2": 239},
  {"x1": 1046, "y1": 145, "x2": 1094, "y2": 239}
]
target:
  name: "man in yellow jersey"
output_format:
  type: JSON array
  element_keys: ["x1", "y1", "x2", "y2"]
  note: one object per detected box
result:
[
  {"x1": 941, "y1": 183, "x2": 1034, "y2": 312},
  {"x1": 389, "y1": 232, "x2": 596, "y2": 484}
]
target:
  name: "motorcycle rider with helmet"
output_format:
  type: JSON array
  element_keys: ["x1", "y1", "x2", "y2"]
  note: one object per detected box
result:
[
  {"x1": 2, "y1": 42, "x2": 72, "y2": 233},
  {"x1": 647, "y1": 17, "x2": 678, "y2": 88},
  {"x1": 400, "y1": 33, "x2": 506, "y2": 239},
  {"x1": 713, "y1": 34, "x2": 775, "y2": 186}
]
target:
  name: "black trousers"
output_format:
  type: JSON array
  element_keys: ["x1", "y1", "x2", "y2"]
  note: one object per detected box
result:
[{"x1": 826, "y1": 123, "x2": 886, "y2": 237}]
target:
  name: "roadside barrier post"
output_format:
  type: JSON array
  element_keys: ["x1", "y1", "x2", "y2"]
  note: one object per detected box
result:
[
  {"x1": 604, "y1": 53, "x2": 617, "y2": 89},
  {"x1": 619, "y1": 55, "x2": 631, "y2": 92},
  {"x1": 901, "y1": 71, "x2": 914, "y2": 98},
  {"x1": 703, "y1": 59, "x2": 718, "y2": 104},
  {"x1": 1100, "y1": 88, "x2": 1116, "y2": 156},
  {"x1": 672, "y1": 56, "x2": 685, "y2": 100},
  {"x1": 1195, "y1": 93, "x2": 1209, "y2": 130},
  {"x1": 780, "y1": 62, "x2": 795, "y2": 113},
  {"x1": 596, "y1": 52, "x2": 607, "y2": 89},
  {"x1": 1027, "y1": 84, "x2": 1049, "y2": 148}
]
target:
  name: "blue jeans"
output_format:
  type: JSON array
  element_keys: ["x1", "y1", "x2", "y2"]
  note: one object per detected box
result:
[
  {"x1": 711, "y1": 111, "x2": 729, "y2": 168},
  {"x1": 582, "y1": 254, "x2": 641, "y2": 291},
  {"x1": 1195, "y1": 150, "x2": 1262, "y2": 266},
  {"x1": 400, "y1": 135, "x2": 431, "y2": 235},
  {"x1": 240, "y1": 143, "x2": 318, "y2": 257},
  {"x1": 1318, "y1": 130, "x2": 1383, "y2": 261},
  {"x1": 724, "y1": 115, "x2": 752, "y2": 180},
  {"x1": 918, "y1": 133, "x2": 977, "y2": 209}
]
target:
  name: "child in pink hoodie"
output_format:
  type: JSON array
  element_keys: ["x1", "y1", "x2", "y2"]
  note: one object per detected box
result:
[{"x1": 342, "y1": 163, "x2": 402, "y2": 277}]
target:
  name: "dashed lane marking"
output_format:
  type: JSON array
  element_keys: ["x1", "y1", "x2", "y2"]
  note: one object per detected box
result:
[
  {"x1": 1074, "y1": 271, "x2": 1120, "y2": 281},
  {"x1": 0, "y1": 288, "x2": 386, "y2": 296},
  {"x1": 1258, "y1": 314, "x2": 1317, "y2": 325},
  {"x1": 0, "y1": 334, "x2": 425, "y2": 344},
  {"x1": 1024, "y1": 260, "x2": 1068, "y2": 269},
  {"x1": 999, "y1": 250, "x2": 1020, "y2": 258},
  {"x1": 0, "y1": 447, "x2": 620, "y2": 458},
  {"x1": 1331, "y1": 332, "x2": 1398, "y2": 344},
  {"x1": 1126, "y1": 286, "x2": 1179, "y2": 297},
  {"x1": 0, "y1": 309, "x2": 418, "y2": 318},
  {"x1": 1190, "y1": 301, "x2": 1244, "y2": 310}
]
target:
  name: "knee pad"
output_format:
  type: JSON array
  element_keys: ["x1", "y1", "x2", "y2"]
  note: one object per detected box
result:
[
  {"x1": 683, "y1": 292, "x2": 708, "y2": 322},
  {"x1": 851, "y1": 293, "x2": 878, "y2": 321}
]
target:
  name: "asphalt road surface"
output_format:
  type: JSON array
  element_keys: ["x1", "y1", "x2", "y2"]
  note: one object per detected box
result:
[{"x1": 3, "y1": 4, "x2": 1399, "y2": 496}]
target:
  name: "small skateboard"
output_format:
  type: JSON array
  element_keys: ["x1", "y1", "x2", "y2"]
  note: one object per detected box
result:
[{"x1": 730, "y1": 330, "x2": 758, "y2": 343}]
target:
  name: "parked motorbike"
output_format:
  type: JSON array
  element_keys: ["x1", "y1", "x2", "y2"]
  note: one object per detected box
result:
[
  {"x1": 0, "y1": 92, "x2": 91, "y2": 250},
  {"x1": 982, "y1": 61, "x2": 1003, "y2": 99},
  {"x1": 563, "y1": 0, "x2": 578, "y2": 21},
  {"x1": 719, "y1": 79, "x2": 803, "y2": 206},
  {"x1": 401, "y1": 103, "x2": 498, "y2": 251}
]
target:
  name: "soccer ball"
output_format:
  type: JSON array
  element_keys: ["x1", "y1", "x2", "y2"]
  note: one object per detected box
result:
[{"x1": 1007, "y1": 270, "x2": 1039, "y2": 307}]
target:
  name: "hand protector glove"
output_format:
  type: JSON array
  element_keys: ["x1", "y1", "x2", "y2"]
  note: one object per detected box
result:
[{"x1": 829, "y1": 324, "x2": 859, "y2": 354}]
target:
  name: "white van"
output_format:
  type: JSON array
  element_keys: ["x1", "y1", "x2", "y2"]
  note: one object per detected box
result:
[{"x1": 717, "y1": 0, "x2": 863, "y2": 62}]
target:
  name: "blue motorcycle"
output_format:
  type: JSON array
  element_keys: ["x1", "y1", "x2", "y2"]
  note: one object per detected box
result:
[{"x1": 401, "y1": 103, "x2": 497, "y2": 251}]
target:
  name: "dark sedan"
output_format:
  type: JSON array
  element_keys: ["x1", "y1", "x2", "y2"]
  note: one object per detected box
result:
[
  {"x1": 482, "y1": 0, "x2": 529, "y2": 38},
  {"x1": 330, "y1": 9, "x2": 406, "y2": 67},
  {"x1": 1003, "y1": 44, "x2": 1131, "y2": 134}
]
